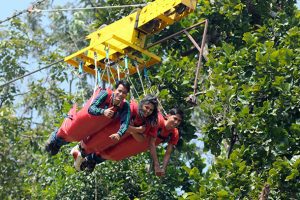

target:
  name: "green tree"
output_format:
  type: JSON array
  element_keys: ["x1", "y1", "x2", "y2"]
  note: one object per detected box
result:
[{"x1": 182, "y1": 0, "x2": 300, "y2": 199}]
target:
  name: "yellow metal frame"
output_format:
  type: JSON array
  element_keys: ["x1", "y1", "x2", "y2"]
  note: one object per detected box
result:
[{"x1": 64, "y1": 0, "x2": 197, "y2": 81}]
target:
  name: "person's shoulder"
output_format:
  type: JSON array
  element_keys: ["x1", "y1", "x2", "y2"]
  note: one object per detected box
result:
[
  {"x1": 123, "y1": 100, "x2": 130, "y2": 107},
  {"x1": 157, "y1": 112, "x2": 164, "y2": 120},
  {"x1": 130, "y1": 99, "x2": 138, "y2": 108},
  {"x1": 105, "y1": 88, "x2": 113, "y2": 95},
  {"x1": 173, "y1": 128, "x2": 179, "y2": 135},
  {"x1": 157, "y1": 112, "x2": 165, "y2": 127},
  {"x1": 130, "y1": 99, "x2": 138, "y2": 104},
  {"x1": 97, "y1": 87, "x2": 109, "y2": 95}
]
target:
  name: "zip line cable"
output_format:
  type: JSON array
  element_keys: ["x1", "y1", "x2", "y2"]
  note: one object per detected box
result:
[
  {"x1": 0, "y1": 10, "x2": 27, "y2": 24},
  {"x1": 0, "y1": 59, "x2": 64, "y2": 88},
  {"x1": 1, "y1": 3, "x2": 146, "y2": 24},
  {"x1": 0, "y1": 0, "x2": 46, "y2": 24},
  {"x1": 28, "y1": 4, "x2": 147, "y2": 13}
]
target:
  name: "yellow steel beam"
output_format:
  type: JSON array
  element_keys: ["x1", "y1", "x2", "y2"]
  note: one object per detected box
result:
[
  {"x1": 103, "y1": 42, "x2": 125, "y2": 55},
  {"x1": 65, "y1": 59, "x2": 96, "y2": 75},
  {"x1": 145, "y1": 58, "x2": 161, "y2": 68},
  {"x1": 157, "y1": 14, "x2": 174, "y2": 24},
  {"x1": 90, "y1": 47, "x2": 106, "y2": 58},
  {"x1": 137, "y1": 0, "x2": 196, "y2": 28},
  {"x1": 126, "y1": 54, "x2": 145, "y2": 64},
  {"x1": 64, "y1": 46, "x2": 92, "y2": 63},
  {"x1": 64, "y1": 35, "x2": 113, "y2": 64},
  {"x1": 112, "y1": 35, "x2": 161, "y2": 63}
]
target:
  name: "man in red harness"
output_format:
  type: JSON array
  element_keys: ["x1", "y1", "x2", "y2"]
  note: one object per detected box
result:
[
  {"x1": 152, "y1": 108, "x2": 183, "y2": 176},
  {"x1": 79, "y1": 108, "x2": 183, "y2": 176},
  {"x1": 45, "y1": 80, "x2": 131, "y2": 155}
]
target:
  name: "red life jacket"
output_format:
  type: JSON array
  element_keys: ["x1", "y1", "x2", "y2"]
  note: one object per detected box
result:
[{"x1": 57, "y1": 88, "x2": 125, "y2": 142}]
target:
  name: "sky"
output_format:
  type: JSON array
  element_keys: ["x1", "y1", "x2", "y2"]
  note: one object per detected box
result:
[{"x1": 1, "y1": 0, "x2": 300, "y2": 22}]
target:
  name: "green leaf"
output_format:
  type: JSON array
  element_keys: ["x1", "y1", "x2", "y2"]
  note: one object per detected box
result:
[
  {"x1": 217, "y1": 190, "x2": 229, "y2": 197},
  {"x1": 222, "y1": 43, "x2": 234, "y2": 56},
  {"x1": 285, "y1": 169, "x2": 299, "y2": 181}
]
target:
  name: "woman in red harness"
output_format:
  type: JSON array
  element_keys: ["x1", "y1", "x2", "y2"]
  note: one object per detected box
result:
[
  {"x1": 79, "y1": 108, "x2": 183, "y2": 176},
  {"x1": 45, "y1": 80, "x2": 131, "y2": 155},
  {"x1": 71, "y1": 95, "x2": 160, "y2": 172}
]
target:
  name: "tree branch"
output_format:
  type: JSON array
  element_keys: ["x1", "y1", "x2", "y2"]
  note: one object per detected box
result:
[
  {"x1": 227, "y1": 127, "x2": 237, "y2": 158},
  {"x1": 259, "y1": 183, "x2": 270, "y2": 200}
]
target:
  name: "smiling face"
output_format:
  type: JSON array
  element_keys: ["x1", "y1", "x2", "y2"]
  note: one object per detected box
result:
[
  {"x1": 113, "y1": 84, "x2": 128, "y2": 104},
  {"x1": 141, "y1": 103, "x2": 155, "y2": 118},
  {"x1": 165, "y1": 114, "x2": 182, "y2": 129}
]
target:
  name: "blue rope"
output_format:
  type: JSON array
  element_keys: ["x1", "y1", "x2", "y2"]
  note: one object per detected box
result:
[
  {"x1": 97, "y1": 68, "x2": 101, "y2": 85},
  {"x1": 79, "y1": 61, "x2": 83, "y2": 75},
  {"x1": 105, "y1": 47, "x2": 111, "y2": 86},
  {"x1": 124, "y1": 55, "x2": 128, "y2": 71},
  {"x1": 144, "y1": 67, "x2": 151, "y2": 87},
  {"x1": 144, "y1": 67, "x2": 149, "y2": 79},
  {"x1": 105, "y1": 47, "x2": 109, "y2": 60},
  {"x1": 124, "y1": 55, "x2": 130, "y2": 78}
]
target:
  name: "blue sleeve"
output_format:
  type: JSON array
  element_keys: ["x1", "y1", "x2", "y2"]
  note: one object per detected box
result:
[
  {"x1": 88, "y1": 90, "x2": 108, "y2": 116},
  {"x1": 117, "y1": 101, "x2": 131, "y2": 136}
]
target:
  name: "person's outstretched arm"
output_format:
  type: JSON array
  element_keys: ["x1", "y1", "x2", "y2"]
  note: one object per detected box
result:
[
  {"x1": 109, "y1": 102, "x2": 131, "y2": 141},
  {"x1": 161, "y1": 144, "x2": 174, "y2": 176},
  {"x1": 88, "y1": 90, "x2": 108, "y2": 116},
  {"x1": 128, "y1": 125, "x2": 146, "y2": 142},
  {"x1": 127, "y1": 125, "x2": 145, "y2": 134},
  {"x1": 149, "y1": 136, "x2": 163, "y2": 176}
]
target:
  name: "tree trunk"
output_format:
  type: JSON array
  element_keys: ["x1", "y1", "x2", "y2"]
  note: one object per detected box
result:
[{"x1": 259, "y1": 184, "x2": 270, "y2": 200}]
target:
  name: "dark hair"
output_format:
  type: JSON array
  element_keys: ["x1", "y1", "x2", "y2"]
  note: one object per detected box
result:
[
  {"x1": 138, "y1": 94, "x2": 158, "y2": 127},
  {"x1": 115, "y1": 80, "x2": 130, "y2": 93},
  {"x1": 169, "y1": 108, "x2": 184, "y2": 120}
]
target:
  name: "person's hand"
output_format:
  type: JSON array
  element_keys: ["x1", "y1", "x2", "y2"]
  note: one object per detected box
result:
[
  {"x1": 104, "y1": 107, "x2": 114, "y2": 118},
  {"x1": 109, "y1": 133, "x2": 121, "y2": 141},
  {"x1": 138, "y1": 126, "x2": 146, "y2": 133}
]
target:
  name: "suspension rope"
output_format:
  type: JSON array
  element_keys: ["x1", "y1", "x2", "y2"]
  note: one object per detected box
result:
[
  {"x1": 0, "y1": 59, "x2": 64, "y2": 88},
  {"x1": 143, "y1": 67, "x2": 167, "y2": 116},
  {"x1": 116, "y1": 63, "x2": 121, "y2": 80},
  {"x1": 143, "y1": 67, "x2": 154, "y2": 95},
  {"x1": 104, "y1": 46, "x2": 111, "y2": 87},
  {"x1": 124, "y1": 55, "x2": 139, "y2": 99},
  {"x1": 144, "y1": 67, "x2": 151, "y2": 88},
  {"x1": 124, "y1": 55, "x2": 129, "y2": 75},
  {"x1": 78, "y1": 61, "x2": 84, "y2": 76},
  {"x1": 134, "y1": 61, "x2": 146, "y2": 96},
  {"x1": 72, "y1": 61, "x2": 84, "y2": 104},
  {"x1": 93, "y1": 52, "x2": 99, "y2": 90},
  {"x1": 127, "y1": 77, "x2": 140, "y2": 99},
  {"x1": 89, "y1": 52, "x2": 100, "y2": 105},
  {"x1": 100, "y1": 70, "x2": 106, "y2": 83},
  {"x1": 97, "y1": 68, "x2": 102, "y2": 86},
  {"x1": 29, "y1": 4, "x2": 147, "y2": 13},
  {"x1": 78, "y1": 62, "x2": 85, "y2": 103},
  {"x1": 157, "y1": 97, "x2": 167, "y2": 116},
  {"x1": 124, "y1": 56, "x2": 134, "y2": 99},
  {"x1": 109, "y1": 67, "x2": 117, "y2": 85}
]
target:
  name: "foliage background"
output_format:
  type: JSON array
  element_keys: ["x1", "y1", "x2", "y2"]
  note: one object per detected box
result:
[{"x1": 0, "y1": 0, "x2": 299, "y2": 199}]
